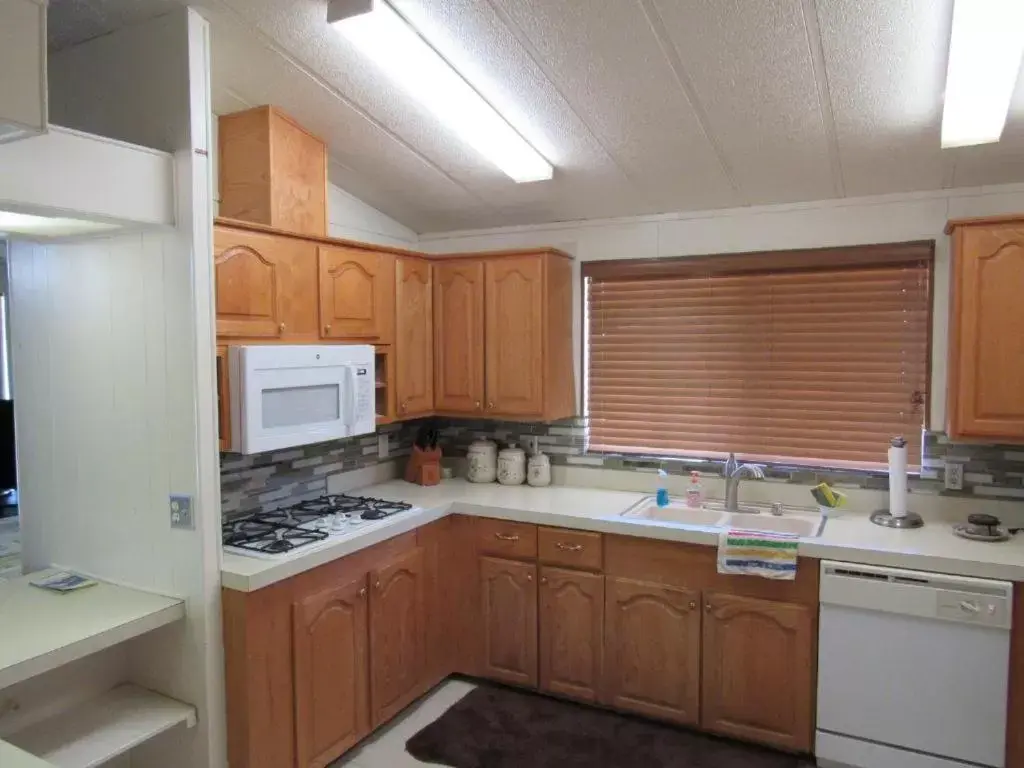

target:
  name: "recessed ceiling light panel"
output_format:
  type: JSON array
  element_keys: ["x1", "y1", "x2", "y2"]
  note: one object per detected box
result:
[
  {"x1": 941, "y1": 0, "x2": 1024, "y2": 148},
  {"x1": 329, "y1": 0, "x2": 554, "y2": 183}
]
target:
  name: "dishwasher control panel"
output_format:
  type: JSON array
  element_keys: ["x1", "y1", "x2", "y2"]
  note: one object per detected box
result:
[
  {"x1": 820, "y1": 560, "x2": 1014, "y2": 629},
  {"x1": 936, "y1": 590, "x2": 1009, "y2": 627}
]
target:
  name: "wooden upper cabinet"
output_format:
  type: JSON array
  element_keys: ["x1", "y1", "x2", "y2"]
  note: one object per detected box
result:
[
  {"x1": 485, "y1": 256, "x2": 545, "y2": 417},
  {"x1": 395, "y1": 258, "x2": 433, "y2": 418},
  {"x1": 292, "y1": 575, "x2": 370, "y2": 768},
  {"x1": 433, "y1": 250, "x2": 575, "y2": 421},
  {"x1": 539, "y1": 567, "x2": 604, "y2": 702},
  {"x1": 947, "y1": 216, "x2": 1024, "y2": 441},
  {"x1": 219, "y1": 106, "x2": 327, "y2": 237},
  {"x1": 369, "y1": 548, "x2": 425, "y2": 727},
  {"x1": 603, "y1": 577, "x2": 701, "y2": 726},
  {"x1": 318, "y1": 246, "x2": 395, "y2": 343},
  {"x1": 701, "y1": 592, "x2": 814, "y2": 752},
  {"x1": 479, "y1": 556, "x2": 538, "y2": 687},
  {"x1": 214, "y1": 225, "x2": 319, "y2": 341},
  {"x1": 434, "y1": 261, "x2": 485, "y2": 414}
]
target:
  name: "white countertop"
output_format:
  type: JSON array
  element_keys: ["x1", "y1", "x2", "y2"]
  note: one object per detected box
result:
[
  {"x1": 0, "y1": 569, "x2": 186, "y2": 690},
  {"x1": 0, "y1": 740, "x2": 54, "y2": 768},
  {"x1": 221, "y1": 478, "x2": 1024, "y2": 592}
]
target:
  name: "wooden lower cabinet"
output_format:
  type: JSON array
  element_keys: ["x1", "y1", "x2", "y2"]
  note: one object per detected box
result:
[
  {"x1": 369, "y1": 548, "x2": 426, "y2": 726},
  {"x1": 225, "y1": 522, "x2": 830, "y2": 768},
  {"x1": 701, "y1": 592, "x2": 815, "y2": 751},
  {"x1": 292, "y1": 575, "x2": 370, "y2": 768},
  {"x1": 603, "y1": 577, "x2": 701, "y2": 726},
  {"x1": 539, "y1": 567, "x2": 603, "y2": 702},
  {"x1": 479, "y1": 556, "x2": 538, "y2": 686}
]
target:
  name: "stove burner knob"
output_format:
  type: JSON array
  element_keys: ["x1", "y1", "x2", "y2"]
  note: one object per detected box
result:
[{"x1": 330, "y1": 515, "x2": 346, "y2": 532}]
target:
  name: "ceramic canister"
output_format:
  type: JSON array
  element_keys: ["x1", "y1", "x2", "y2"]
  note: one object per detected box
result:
[
  {"x1": 527, "y1": 450, "x2": 551, "y2": 487},
  {"x1": 497, "y1": 443, "x2": 527, "y2": 485},
  {"x1": 466, "y1": 439, "x2": 498, "y2": 483}
]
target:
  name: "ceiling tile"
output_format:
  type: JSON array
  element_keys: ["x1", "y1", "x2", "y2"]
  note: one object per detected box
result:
[
  {"x1": 816, "y1": 0, "x2": 954, "y2": 196},
  {"x1": 651, "y1": 0, "x2": 837, "y2": 204},
  {"x1": 489, "y1": 0, "x2": 738, "y2": 212}
]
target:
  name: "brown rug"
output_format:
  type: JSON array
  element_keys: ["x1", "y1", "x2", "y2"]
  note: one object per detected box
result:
[{"x1": 405, "y1": 684, "x2": 802, "y2": 768}]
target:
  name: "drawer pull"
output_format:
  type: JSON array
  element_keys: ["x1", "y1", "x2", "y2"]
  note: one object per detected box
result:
[
  {"x1": 494, "y1": 533, "x2": 520, "y2": 542},
  {"x1": 555, "y1": 542, "x2": 583, "y2": 552}
]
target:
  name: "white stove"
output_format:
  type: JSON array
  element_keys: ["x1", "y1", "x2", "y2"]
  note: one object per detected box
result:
[{"x1": 223, "y1": 494, "x2": 420, "y2": 559}]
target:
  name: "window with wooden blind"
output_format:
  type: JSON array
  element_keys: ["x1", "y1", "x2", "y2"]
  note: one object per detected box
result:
[{"x1": 584, "y1": 243, "x2": 933, "y2": 470}]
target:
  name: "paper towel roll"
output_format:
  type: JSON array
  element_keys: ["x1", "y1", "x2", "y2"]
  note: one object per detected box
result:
[{"x1": 888, "y1": 437, "x2": 908, "y2": 519}]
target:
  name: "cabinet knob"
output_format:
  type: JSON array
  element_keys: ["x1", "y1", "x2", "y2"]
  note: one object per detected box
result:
[
  {"x1": 401, "y1": 401, "x2": 408, "y2": 412},
  {"x1": 324, "y1": 324, "x2": 332, "y2": 335},
  {"x1": 540, "y1": 577, "x2": 548, "y2": 585},
  {"x1": 375, "y1": 581, "x2": 381, "y2": 590},
  {"x1": 689, "y1": 601, "x2": 696, "y2": 610},
  {"x1": 475, "y1": 401, "x2": 481, "y2": 410},
  {"x1": 526, "y1": 573, "x2": 533, "y2": 582},
  {"x1": 705, "y1": 603, "x2": 712, "y2": 612},
  {"x1": 359, "y1": 587, "x2": 367, "y2": 598},
  {"x1": 278, "y1": 322, "x2": 286, "y2": 333},
  {"x1": 488, "y1": 401, "x2": 495, "y2": 410}
]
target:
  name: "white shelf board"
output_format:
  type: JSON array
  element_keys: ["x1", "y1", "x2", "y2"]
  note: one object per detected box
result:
[
  {"x1": 0, "y1": 740, "x2": 56, "y2": 768},
  {"x1": 5, "y1": 684, "x2": 196, "y2": 768},
  {"x1": 0, "y1": 569, "x2": 186, "y2": 689}
]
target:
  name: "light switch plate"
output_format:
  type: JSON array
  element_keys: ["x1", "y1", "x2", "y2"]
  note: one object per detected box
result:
[
  {"x1": 170, "y1": 494, "x2": 195, "y2": 530},
  {"x1": 378, "y1": 433, "x2": 389, "y2": 459}
]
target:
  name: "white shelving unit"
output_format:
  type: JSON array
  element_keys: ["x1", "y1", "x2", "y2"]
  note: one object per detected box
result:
[{"x1": 4, "y1": 684, "x2": 196, "y2": 768}]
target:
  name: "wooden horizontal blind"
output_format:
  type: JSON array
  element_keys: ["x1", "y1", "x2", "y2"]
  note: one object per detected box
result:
[{"x1": 584, "y1": 244, "x2": 932, "y2": 469}]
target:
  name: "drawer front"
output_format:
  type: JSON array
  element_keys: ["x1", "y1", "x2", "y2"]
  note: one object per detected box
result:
[
  {"x1": 476, "y1": 519, "x2": 537, "y2": 559},
  {"x1": 538, "y1": 527, "x2": 602, "y2": 571}
]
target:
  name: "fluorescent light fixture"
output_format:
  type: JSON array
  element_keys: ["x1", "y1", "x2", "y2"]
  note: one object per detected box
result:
[
  {"x1": 941, "y1": 0, "x2": 1024, "y2": 148},
  {"x1": 328, "y1": 0, "x2": 553, "y2": 183},
  {"x1": 0, "y1": 211, "x2": 121, "y2": 237}
]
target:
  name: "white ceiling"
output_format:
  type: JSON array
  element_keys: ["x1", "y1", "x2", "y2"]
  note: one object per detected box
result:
[{"x1": 48, "y1": 0, "x2": 1024, "y2": 233}]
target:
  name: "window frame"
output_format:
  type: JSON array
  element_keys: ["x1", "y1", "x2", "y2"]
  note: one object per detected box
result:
[{"x1": 580, "y1": 241, "x2": 935, "y2": 472}]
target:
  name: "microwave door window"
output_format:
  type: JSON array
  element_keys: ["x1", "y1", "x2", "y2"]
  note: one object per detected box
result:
[{"x1": 261, "y1": 383, "x2": 340, "y2": 429}]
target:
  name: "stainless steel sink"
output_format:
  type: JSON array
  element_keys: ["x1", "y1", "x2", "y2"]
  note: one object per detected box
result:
[{"x1": 621, "y1": 496, "x2": 826, "y2": 538}]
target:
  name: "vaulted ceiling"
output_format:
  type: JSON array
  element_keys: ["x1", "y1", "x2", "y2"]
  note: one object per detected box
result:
[{"x1": 48, "y1": 0, "x2": 1024, "y2": 233}]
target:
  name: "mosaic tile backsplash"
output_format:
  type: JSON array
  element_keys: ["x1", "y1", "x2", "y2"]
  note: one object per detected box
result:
[
  {"x1": 432, "y1": 418, "x2": 1024, "y2": 501},
  {"x1": 220, "y1": 417, "x2": 1024, "y2": 520},
  {"x1": 220, "y1": 421, "x2": 422, "y2": 519}
]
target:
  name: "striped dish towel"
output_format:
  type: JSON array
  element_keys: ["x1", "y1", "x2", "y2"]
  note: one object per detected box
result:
[{"x1": 717, "y1": 529, "x2": 798, "y2": 580}]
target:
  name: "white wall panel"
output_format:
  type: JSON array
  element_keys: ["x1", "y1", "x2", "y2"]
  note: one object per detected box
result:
[
  {"x1": 421, "y1": 183, "x2": 1024, "y2": 433},
  {"x1": 327, "y1": 182, "x2": 418, "y2": 248},
  {"x1": 6, "y1": 9, "x2": 223, "y2": 768}
]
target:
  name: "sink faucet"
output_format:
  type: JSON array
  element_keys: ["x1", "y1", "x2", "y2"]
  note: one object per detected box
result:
[{"x1": 723, "y1": 453, "x2": 765, "y2": 512}]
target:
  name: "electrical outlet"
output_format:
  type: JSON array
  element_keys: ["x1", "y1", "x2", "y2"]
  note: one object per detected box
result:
[
  {"x1": 170, "y1": 494, "x2": 195, "y2": 530},
  {"x1": 378, "y1": 433, "x2": 389, "y2": 459},
  {"x1": 944, "y1": 461, "x2": 965, "y2": 491}
]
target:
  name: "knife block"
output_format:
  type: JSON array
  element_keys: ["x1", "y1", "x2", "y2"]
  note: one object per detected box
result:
[{"x1": 405, "y1": 445, "x2": 442, "y2": 486}]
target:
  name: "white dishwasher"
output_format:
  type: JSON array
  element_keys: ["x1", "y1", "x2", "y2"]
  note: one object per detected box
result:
[{"x1": 816, "y1": 561, "x2": 1012, "y2": 768}]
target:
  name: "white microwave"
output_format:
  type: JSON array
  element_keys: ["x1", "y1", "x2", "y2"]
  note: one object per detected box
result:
[{"x1": 227, "y1": 344, "x2": 376, "y2": 455}]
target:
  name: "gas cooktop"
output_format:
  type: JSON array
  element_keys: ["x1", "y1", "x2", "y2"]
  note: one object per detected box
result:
[{"x1": 223, "y1": 494, "x2": 417, "y2": 558}]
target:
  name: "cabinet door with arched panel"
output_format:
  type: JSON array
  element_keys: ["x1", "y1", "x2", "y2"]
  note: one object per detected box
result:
[
  {"x1": 292, "y1": 575, "x2": 370, "y2": 768},
  {"x1": 948, "y1": 218, "x2": 1024, "y2": 440},
  {"x1": 318, "y1": 245, "x2": 395, "y2": 343},
  {"x1": 214, "y1": 225, "x2": 318, "y2": 341}
]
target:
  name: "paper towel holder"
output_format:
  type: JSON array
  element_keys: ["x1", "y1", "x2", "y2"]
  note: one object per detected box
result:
[{"x1": 870, "y1": 509, "x2": 924, "y2": 528}]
